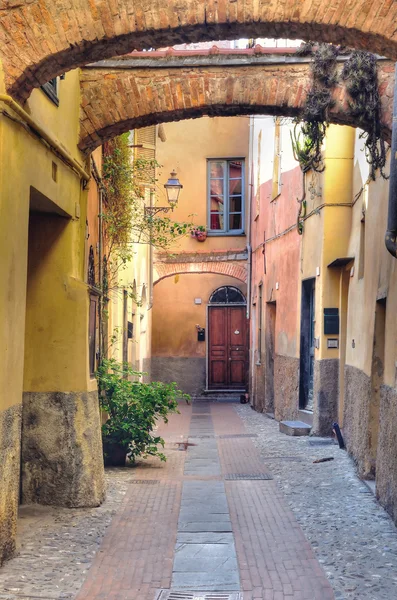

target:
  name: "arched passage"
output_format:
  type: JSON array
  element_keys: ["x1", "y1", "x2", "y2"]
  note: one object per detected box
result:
[
  {"x1": 2, "y1": 1, "x2": 397, "y2": 102},
  {"x1": 79, "y1": 59, "x2": 395, "y2": 153}
]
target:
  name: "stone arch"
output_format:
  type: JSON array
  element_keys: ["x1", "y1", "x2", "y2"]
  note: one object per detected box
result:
[
  {"x1": 3, "y1": 1, "x2": 397, "y2": 102},
  {"x1": 79, "y1": 61, "x2": 394, "y2": 153},
  {"x1": 153, "y1": 262, "x2": 247, "y2": 285}
]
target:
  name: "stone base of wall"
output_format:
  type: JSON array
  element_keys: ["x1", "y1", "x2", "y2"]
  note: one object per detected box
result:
[
  {"x1": 0, "y1": 404, "x2": 22, "y2": 566},
  {"x1": 312, "y1": 359, "x2": 339, "y2": 436},
  {"x1": 142, "y1": 358, "x2": 151, "y2": 383},
  {"x1": 376, "y1": 384, "x2": 397, "y2": 523},
  {"x1": 251, "y1": 363, "x2": 266, "y2": 413},
  {"x1": 343, "y1": 365, "x2": 372, "y2": 476},
  {"x1": 151, "y1": 357, "x2": 206, "y2": 396},
  {"x1": 274, "y1": 355, "x2": 299, "y2": 422},
  {"x1": 22, "y1": 391, "x2": 105, "y2": 508}
]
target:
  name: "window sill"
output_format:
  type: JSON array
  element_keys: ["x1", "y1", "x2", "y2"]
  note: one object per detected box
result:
[{"x1": 206, "y1": 231, "x2": 246, "y2": 237}]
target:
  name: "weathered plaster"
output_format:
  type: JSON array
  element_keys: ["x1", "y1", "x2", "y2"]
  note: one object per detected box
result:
[
  {"x1": 0, "y1": 404, "x2": 22, "y2": 566},
  {"x1": 344, "y1": 365, "x2": 372, "y2": 477},
  {"x1": 151, "y1": 357, "x2": 206, "y2": 396},
  {"x1": 312, "y1": 359, "x2": 339, "y2": 436},
  {"x1": 22, "y1": 391, "x2": 105, "y2": 508},
  {"x1": 274, "y1": 355, "x2": 299, "y2": 422},
  {"x1": 376, "y1": 384, "x2": 397, "y2": 523}
]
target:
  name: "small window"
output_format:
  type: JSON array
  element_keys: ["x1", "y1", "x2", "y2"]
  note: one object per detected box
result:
[
  {"x1": 208, "y1": 159, "x2": 244, "y2": 234},
  {"x1": 209, "y1": 286, "x2": 246, "y2": 304},
  {"x1": 41, "y1": 78, "x2": 59, "y2": 106}
]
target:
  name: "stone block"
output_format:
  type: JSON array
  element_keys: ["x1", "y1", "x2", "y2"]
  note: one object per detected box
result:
[{"x1": 279, "y1": 420, "x2": 311, "y2": 436}]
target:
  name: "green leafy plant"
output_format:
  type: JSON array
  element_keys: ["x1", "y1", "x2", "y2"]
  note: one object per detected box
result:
[{"x1": 97, "y1": 358, "x2": 189, "y2": 465}]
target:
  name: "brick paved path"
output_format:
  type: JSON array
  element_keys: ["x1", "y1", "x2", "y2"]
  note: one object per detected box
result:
[{"x1": 77, "y1": 401, "x2": 334, "y2": 600}]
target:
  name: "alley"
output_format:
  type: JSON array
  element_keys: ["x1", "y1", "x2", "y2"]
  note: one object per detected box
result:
[{"x1": 1, "y1": 401, "x2": 397, "y2": 600}]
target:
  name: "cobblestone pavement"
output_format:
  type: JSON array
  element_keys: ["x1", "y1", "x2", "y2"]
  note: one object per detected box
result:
[
  {"x1": 236, "y1": 404, "x2": 397, "y2": 600},
  {"x1": 1, "y1": 402, "x2": 396, "y2": 600}
]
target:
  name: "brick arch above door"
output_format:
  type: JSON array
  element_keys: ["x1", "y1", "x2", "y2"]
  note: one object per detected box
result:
[{"x1": 153, "y1": 261, "x2": 247, "y2": 285}]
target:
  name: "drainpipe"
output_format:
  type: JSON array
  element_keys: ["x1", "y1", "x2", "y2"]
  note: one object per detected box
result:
[
  {"x1": 385, "y1": 63, "x2": 397, "y2": 258},
  {"x1": 246, "y1": 116, "x2": 254, "y2": 320}
]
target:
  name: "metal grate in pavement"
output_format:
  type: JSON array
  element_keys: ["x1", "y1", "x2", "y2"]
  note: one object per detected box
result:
[
  {"x1": 155, "y1": 591, "x2": 243, "y2": 600},
  {"x1": 218, "y1": 433, "x2": 257, "y2": 439},
  {"x1": 224, "y1": 473, "x2": 273, "y2": 480},
  {"x1": 191, "y1": 414, "x2": 212, "y2": 418},
  {"x1": 129, "y1": 480, "x2": 160, "y2": 484}
]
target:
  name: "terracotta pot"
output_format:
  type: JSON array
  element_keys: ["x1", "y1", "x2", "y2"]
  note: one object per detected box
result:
[
  {"x1": 196, "y1": 231, "x2": 207, "y2": 242},
  {"x1": 103, "y1": 441, "x2": 128, "y2": 466}
]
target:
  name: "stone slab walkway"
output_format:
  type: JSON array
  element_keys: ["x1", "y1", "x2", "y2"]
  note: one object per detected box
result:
[{"x1": 1, "y1": 402, "x2": 397, "y2": 600}]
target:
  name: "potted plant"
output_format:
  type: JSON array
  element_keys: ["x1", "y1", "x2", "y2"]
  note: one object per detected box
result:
[
  {"x1": 96, "y1": 359, "x2": 188, "y2": 466},
  {"x1": 191, "y1": 225, "x2": 207, "y2": 242}
]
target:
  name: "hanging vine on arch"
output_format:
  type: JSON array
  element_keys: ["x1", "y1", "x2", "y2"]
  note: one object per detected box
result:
[
  {"x1": 341, "y1": 51, "x2": 388, "y2": 181},
  {"x1": 291, "y1": 44, "x2": 339, "y2": 233}
]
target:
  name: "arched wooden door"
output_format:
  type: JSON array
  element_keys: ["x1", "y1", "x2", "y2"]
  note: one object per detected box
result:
[{"x1": 208, "y1": 287, "x2": 248, "y2": 390}]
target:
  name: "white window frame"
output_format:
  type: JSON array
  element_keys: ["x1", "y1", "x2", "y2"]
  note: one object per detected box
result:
[{"x1": 207, "y1": 158, "x2": 245, "y2": 235}]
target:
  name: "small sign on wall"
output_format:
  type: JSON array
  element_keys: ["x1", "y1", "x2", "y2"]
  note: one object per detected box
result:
[{"x1": 327, "y1": 338, "x2": 339, "y2": 349}]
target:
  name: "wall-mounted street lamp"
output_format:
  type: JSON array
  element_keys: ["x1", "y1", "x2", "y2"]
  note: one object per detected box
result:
[{"x1": 145, "y1": 170, "x2": 183, "y2": 216}]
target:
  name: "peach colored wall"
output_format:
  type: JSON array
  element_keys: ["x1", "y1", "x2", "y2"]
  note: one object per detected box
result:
[
  {"x1": 152, "y1": 273, "x2": 247, "y2": 358},
  {"x1": 251, "y1": 159, "x2": 302, "y2": 361}
]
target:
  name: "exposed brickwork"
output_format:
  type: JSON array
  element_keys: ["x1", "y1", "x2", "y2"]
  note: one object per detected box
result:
[
  {"x1": 79, "y1": 61, "x2": 394, "y2": 153},
  {"x1": 2, "y1": 1, "x2": 397, "y2": 102},
  {"x1": 153, "y1": 260, "x2": 248, "y2": 284}
]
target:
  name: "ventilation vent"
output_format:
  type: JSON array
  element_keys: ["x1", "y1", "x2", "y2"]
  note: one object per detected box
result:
[
  {"x1": 224, "y1": 473, "x2": 273, "y2": 480},
  {"x1": 155, "y1": 591, "x2": 243, "y2": 600},
  {"x1": 129, "y1": 480, "x2": 159, "y2": 484}
]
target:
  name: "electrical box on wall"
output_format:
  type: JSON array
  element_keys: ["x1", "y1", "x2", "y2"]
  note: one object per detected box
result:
[
  {"x1": 324, "y1": 308, "x2": 339, "y2": 335},
  {"x1": 198, "y1": 328, "x2": 205, "y2": 342}
]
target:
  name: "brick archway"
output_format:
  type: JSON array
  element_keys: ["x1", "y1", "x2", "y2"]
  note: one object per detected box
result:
[
  {"x1": 79, "y1": 59, "x2": 394, "y2": 153},
  {"x1": 2, "y1": 1, "x2": 397, "y2": 102},
  {"x1": 154, "y1": 262, "x2": 247, "y2": 285}
]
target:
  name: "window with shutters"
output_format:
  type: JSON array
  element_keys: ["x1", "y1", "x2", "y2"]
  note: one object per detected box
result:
[{"x1": 134, "y1": 126, "x2": 157, "y2": 186}]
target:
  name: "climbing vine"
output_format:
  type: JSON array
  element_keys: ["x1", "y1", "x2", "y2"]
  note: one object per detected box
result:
[
  {"x1": 292, "y1": 44, "x2": 388, "y2": 233},
  {"x1": 341, "y1": 51, "x2": 388, "y2": 180},
  {"x1": 99, "y1": 133, "x2": 194, "y2": 356}
]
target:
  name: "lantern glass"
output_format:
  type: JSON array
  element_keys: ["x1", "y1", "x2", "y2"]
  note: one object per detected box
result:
[{"x1": 164, "y1": 170, "x2": 183, "y2": 206}]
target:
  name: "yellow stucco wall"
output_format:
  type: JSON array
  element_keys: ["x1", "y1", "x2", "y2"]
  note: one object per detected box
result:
[
  {"x1": 300, "y1": 125, "x2": 355, "y2": 361},
  {"x1": 0, "y1": 68, "x2": 92, "y2": 412}
]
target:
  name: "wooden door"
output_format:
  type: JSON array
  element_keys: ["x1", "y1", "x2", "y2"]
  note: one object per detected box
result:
[{"x1": 208, "y1": 306, "x2": 247, "y2": 389}]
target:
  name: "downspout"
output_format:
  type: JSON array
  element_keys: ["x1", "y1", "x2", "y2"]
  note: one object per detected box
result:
[
  {"x1": 247, "y1": 116, "x2": 255, "y2": 400},
  {"x1": 385, "y1": 63, "x2": 397, "y2": 258},
  {"x1": 98, "y1": 187, "x2": 104, "y2": 361},
  {"x1": 246, "y1": 116, "x2": 254, "y2": 320},
  {"x1": 148, "y1": 189, "x2": 154, "y2": 310}
]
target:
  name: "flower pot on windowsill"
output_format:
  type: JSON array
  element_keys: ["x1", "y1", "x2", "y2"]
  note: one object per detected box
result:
[{"x1": 195, "y1": 231, "x2": 207, "y2": 242}]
